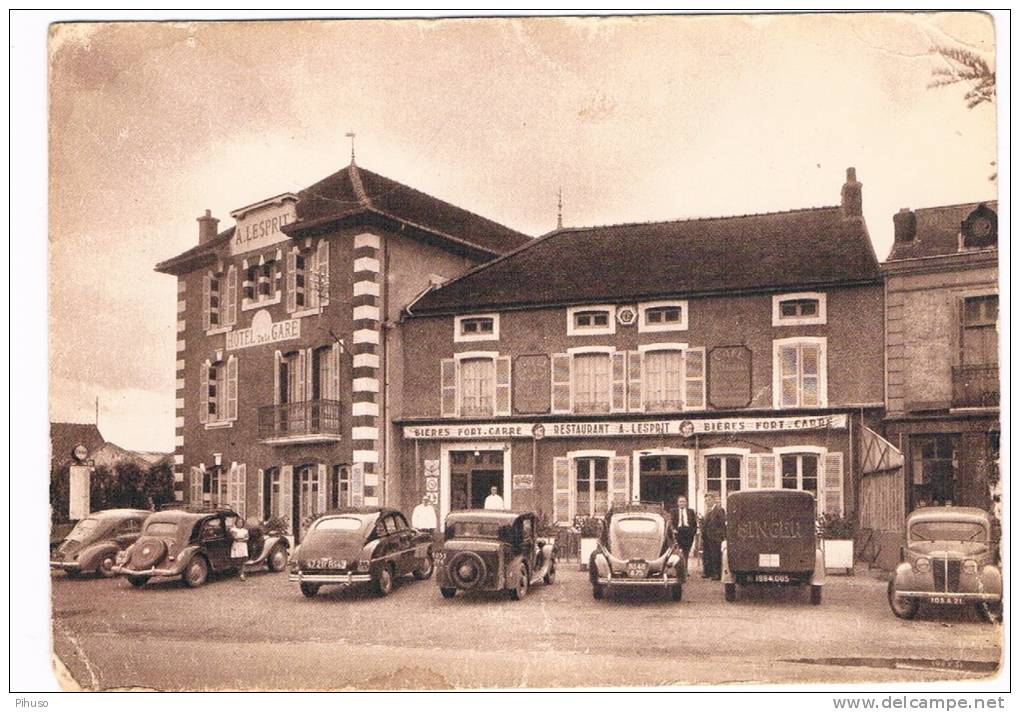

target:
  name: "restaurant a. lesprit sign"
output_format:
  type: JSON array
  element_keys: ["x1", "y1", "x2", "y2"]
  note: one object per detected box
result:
[{"x1": 402, "y1": 414, "x2": 848, "y2": 440}]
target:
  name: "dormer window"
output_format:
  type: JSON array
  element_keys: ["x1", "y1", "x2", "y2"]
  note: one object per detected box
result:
[
  {"x1": 773, "y1": 292, "x2": 826, "y2": 326},
  {"x1": 960, "y1": 205, "x2": 997, "y2": 250},
  {"x1": 567, "y1": 306, "x2": 615, "y2": 336},
  {"x1": 454, "y1": 314, "x2": 500, "y2": 343},
  {"x1": 638, "y1": 300, "x2": 689, "y2": 332}
]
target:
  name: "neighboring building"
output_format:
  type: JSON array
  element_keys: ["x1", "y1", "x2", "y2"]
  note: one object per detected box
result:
[
  {"x1": 396, "y1": 169, "x2": 885, "y2": 526},
  {"x1": 50, "y1": 422, "x2": 105, "y2": 471},
  {"x1": 881, "y1": 201, "x2": 999, "y2": 518},
  {"x1": 155, "y1": 160, "x2": 531, "y2": 537}
]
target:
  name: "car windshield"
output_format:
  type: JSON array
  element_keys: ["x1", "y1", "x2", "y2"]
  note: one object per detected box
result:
[
  {"x1": 449, "y1": 521, "x2": 502, "y2": 539},
  {"x1": 67, "y1": 518, "x2": 99, "y2": 540},
  {"x1": 910, "y1": 521, "x2": 987, "y2": 542},
  {"x1": 144, "y1": 521, "x2": 179, "y2": 536},
  {"x1": 314, "y1": 516, "x2": 366, "y2": 532}
]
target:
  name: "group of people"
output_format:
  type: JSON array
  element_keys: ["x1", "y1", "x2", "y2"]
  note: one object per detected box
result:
[{"x1": 671, "y1": 492, "x2": 727, "y2": 580}]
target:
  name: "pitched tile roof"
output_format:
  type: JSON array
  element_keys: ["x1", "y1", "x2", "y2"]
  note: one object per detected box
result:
[
  {"x1": 410, "y1": 206, "x2": 882, "y2": 315},
  {"x1": 886, "y1": 201, "x2": 998, "y2": 261},
  {"x1": 156, "y1": 163, "x2": 531, "y2": 274}
]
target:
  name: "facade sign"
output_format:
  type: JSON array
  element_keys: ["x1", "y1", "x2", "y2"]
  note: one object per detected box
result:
[
  {"x1": 226, "y1": 309, "x2": 300, "y2": 351},
  {"x1": 513, "y1": 474, "x2": 535, "y2": 490},
  {"x1": 402, "y1": 414, "x2": 848, "y2": 440},
  {"x1": 709, "y1": 345, "x2": 753, "y2": 409},
  {"x1": 230, "y1": 197, "x2": 298, "y2": 256}
]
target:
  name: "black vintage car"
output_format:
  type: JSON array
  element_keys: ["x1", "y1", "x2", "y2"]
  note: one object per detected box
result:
[
  {"x1": 50, "y1": 508, "x2": 150, "y2": 578},
  {"x1": 721, "y1": 490, "x2": 825, "y2": 605},
  {"x1": 436, "y1": 510, "x2": 556, "y2": 600},
  {"x1": 588, "y1": 503, "x2": 687, "y2": 601},
  {"x1": 290, "y1": 507, "x2": 435, "y2": 598},
  {"x1": 113, "y1": 506, "x2": 290, "y2": 588}
]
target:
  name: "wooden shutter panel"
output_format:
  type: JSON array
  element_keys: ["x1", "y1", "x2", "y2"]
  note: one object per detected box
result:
[
  {"x1": 286, "y1": 249, "x2": 297, "y2": 312},
  {"x1": 316, "y1": 239, "x2": 330, "y2": 306},
  {"x1": 746, "y1": 455, "x2": 761, "y2": 490},
  {"x1": 202, "y1": 274, "x2": 211, "y2": 331},
  {"x1": 227, "y1": 355, "x2": 238, "y2": 421},
  {"x1": 351, "y1": 463, "x2": 364, "y2": 507},
  {"x1": 759, "y1": 454, "x2": 779, "y2": 489},
  {"x1": 609, "y1": 456, "x2": 629, "y2": 507},
  {"x1": 611, "y1": 352, "x2": 627, "y2": 413},
  {"x1": 189, "y1": 466, "x2": 203, "y2": 504},
  {"x1": 553, "y1": 457, "x2": 572, "y2": 524},
  {"x1": 684, "y1": 347, "x2": 706, "y2": 410},
  {"x1": 495, "y1": 356, "x2": 512, "y2": 416},
  {"x1": 627, "y1": 351, "x2": 643, "y2": 411},
  {"x1": 274, "y1": 351, "x2": 282, "y2": 405},
  {"x1": 331, "y1": 342, "x2": 341, "y2": 401},
  {"x1": 440, "y1": 358, "x2": 457, "y2": 417},
  {"x1": 225, "y1": 265, "x2": 238, "y2": 326},
  {"x1": 316, "y1": 463, "x2": 328, "y2": 516},
  {"x1": 822, "y1": 452, "x2": 845, "y2": 516},
  {"x1": 551, "y1": 353, "x2": 571, "y2": 414},
  {"x1": 295, "y1": 350, "x2": 306, "y2": 403},
  {"x1": 280, "y1": 465, "x2": 294, "y2": 534},
  {"x1": 199, "y1": 362, "x2": 209, "y2": 424},
  {"x1": 256, "y1": 468, "x2": 265, "y2": 521}
]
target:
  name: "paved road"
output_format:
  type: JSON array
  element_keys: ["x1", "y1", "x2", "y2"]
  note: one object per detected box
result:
[{"x1": 51, "y1": 561, "x2": 1001, "y2": 690}]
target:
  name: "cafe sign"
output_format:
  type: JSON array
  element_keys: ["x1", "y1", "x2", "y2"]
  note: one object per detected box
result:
[
  {"x1": 403, "y1": 414, "x2": 848, "y2": 440},
  {"x1": 230, "y1": 194, "x2": 299, "y2": 256},
  {"x1": 226, "y1": 309, "x2": 300, "y2": 351}
]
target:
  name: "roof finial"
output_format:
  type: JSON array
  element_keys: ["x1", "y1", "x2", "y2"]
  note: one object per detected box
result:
[
  {"x1": 345, "y1": 131, "x2": 356, "y2": 164},
  {"x1": 557, "y1": 187, "x2": 563, "y2": 230}
]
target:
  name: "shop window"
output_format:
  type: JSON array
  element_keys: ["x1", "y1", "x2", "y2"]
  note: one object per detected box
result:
[
  {"x1": 199, "y1": 355, "x2": 238, "y2": 426},
  {"x1": 455, "y1": 314, "x2": 499, "y2": 343},
  {"x1": 639, "y1": 301, "x2": 688, "y2": 332},
  {"x1": 780, "y1": 453, "x2": 819, "y2": 497},
  {"x1": 961, "y1": 295, "x2": 998, "y2": 366},
  {"x1": 772, "y1": 292, "x2": 826, "y2": 326},
  {"x1": 575, "y1": 457, "x2": 609, "y2": 517},
  {"x1": 773, "y1": 338, "x2": 826, "y2": 408},
  {"x1": 572, "y1": 352, "x2": 611, "y2": 413},
  {"x1": 910, "y1": 435, "x2": 958, "y2": 508},
  {"x1": 567, "y1": 305, "x2": 615, "y2": 336}
]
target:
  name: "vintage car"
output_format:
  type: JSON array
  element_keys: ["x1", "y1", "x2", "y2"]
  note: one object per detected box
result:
[
  {"x1": 50, "y1": 508, "x2": 150, "y2": 578},
  {"x1": 113, "y1": 506, "x2": 290, "y2": 587},
  {"x1": 721, "y1": 490, "x2": 825, "y2": 605},
  {"x1": 888, "y1": 506, "x2": 1002, "y2": 623},
  {"x1": 588, "y1": 503, "x2": 686, "y2": 601},
  {"x1": 436, "y1": 510, "x2": 556, "y2": 600},
  {"x1": 290, "y1": 507, "x2": 434, "y2": 598}
]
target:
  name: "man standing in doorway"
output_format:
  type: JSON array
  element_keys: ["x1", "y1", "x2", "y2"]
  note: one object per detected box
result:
[
  {"x1": 411, "y1": 494, "x2": 438, "y2": 533},
  {"x1": 483, "y1": 486, "x2": 505, "y2": 510},
  {"x1": 673, "y1": 495, "x2": 698, "y2": 560},
  {"x1": 701, "y1": 492, "x2": 726, "y2": 580}
]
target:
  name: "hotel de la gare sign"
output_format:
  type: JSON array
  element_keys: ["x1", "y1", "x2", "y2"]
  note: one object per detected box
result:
[{"x1": 402, "y1": 414, "x2": 849, "y2": 441}]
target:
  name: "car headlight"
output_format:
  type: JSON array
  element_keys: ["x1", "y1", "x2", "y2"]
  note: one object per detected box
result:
[
  {"x1": 963, "y1": 560, "x2": 978, "y2": 575},
  {"x1": 357, "y1": 559, "x2": 370, "y2": 572},
  {"x1": 914, "y1": 557, "x2": 931, "y2": 573}
]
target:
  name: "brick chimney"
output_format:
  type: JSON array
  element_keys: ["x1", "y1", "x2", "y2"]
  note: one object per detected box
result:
[
  {"x1": 893, "y1": 208, "x2": 916, "y2": 242},
  {"x1": 197, "y1": 209, "x2": 220, "y2": 245},
  {"x1": 841, "y1": 167, "x2": 863, "y2": 218}
]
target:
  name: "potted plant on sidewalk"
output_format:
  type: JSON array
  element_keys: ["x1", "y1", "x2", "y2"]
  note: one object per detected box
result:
[
  {"x1": 575, "y1": 516, "x2": 603, "y2": 570},
  {"x1": 818, "y1": 513, "x2": 856, "y2": 574}
]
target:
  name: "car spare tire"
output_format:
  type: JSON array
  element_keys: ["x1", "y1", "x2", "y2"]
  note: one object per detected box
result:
[
  {"x1": 448, "y1": 551, "x2": 487, "y2": 590},
  {"x1": 130, "y1": 539, "x2": 166, "y2": 570}
]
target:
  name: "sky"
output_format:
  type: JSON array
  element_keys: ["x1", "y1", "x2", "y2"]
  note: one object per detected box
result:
[{"x1": 47, "y1": 12, "x2": 998, "y2": 452}]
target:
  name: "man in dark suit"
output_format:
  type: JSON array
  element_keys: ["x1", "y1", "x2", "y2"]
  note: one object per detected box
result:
[
  {"x1": 701, "y1": 492, "x2": 727, "y2": 580},
  {"x1": 673, "y1": 495, "x2": 698, "y2": 560}
]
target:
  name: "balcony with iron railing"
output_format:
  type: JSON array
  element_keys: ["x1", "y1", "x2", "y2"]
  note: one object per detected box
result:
[
  {"x1": 258, "y1": 399, "x2": 343, "y2": 444},
  {"x1": 952, "y1": 364, "x2": 999, "y2": 408}
]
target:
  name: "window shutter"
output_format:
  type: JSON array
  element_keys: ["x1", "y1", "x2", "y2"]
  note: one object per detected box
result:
[
  {"x1": 316, "y1": 463, "x2": 328, "y2": 516},
  {"x1": 495, "y1": 356, "x2": 512, "y2": 416},
  {"x1": 274, "y1": 351, "x2": 282, "y2": 405},
  {"x1": 331, "y1": 343, "x2": 341, "y2": 401},
  {"x1": 286, "y1": 249, "x2": 297, "y2": 312},
  {"x1": 295, "y1": 350, "x2": 306, "y2": 403},
  {"x1": 441, "y1": 358, "x2": 457, "y2": 417},
  {"x1": 351, "y1": 463, "x2": 364, "y2": 507},
  {"x1": 611, "y1": 352, "x2": 627, "y2": 413},
  {"x1": 201, "y1": 274, "x2": 211, "y2": 331},
  {"x1": 189, "y1": 466, "x2": 203, "y2": 504},
  {"x1": 316, "y1": 239, "x2": 330, "y2": 306},
  {"x1": 304, "y1": 348, "x2": 313, "y2": 402},
  {"x1": 551, "y1": 353, "x2": 571, "y2": 414},
  {"x1": 256, "y1": 468, "x2": 265, "y2": 521},
  {"x1": 280, "y1": 465, "x2": 294, "y2": 534},
  {"x1": 225, "y1": 265, "x2": 238, "y2": 326},
  {"x1": 553, "y1": 457, "x2": 572, "y2": 525},
  {"x1": 227, "y1": 355, "x2": 238, "y2": 421},
  {"x1": 759, "y1": 454, "x2": 779, "y2": 489},
  {"x1": 746, "y1": 455, "x2": 761, "y2": 490},
  {"x1": 609, "y1": 456, "x2": 629, "y2": 507},
  {"x1": 627, "y1": 351, "x2": 643, "y2": 411},
  {"x1": 684, "y1": 347, "x2": 706, "y2": 410},
  {"x1": 822, "y1": 452, "x2": 844, "y2": 516},
  {"x1": 199, "y1": 362, "x2": 209, "y2": 424}
]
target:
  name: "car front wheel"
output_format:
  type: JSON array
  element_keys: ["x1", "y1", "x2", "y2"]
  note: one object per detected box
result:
[
  {"x1": 267, "y1": 545, "x2": 288, "y2": 572},
  {"x1": 671, "y1": 582, "x2": 683, "y2": 601},
  {"x1": 724, "y1": 583, "x2": 736, "y2": 602},
  {"x1": 887, "y1": 580, "x2": 918, "y2": 619},
  {"x1": 127, "y1": 576, "x2": 147, "y2": 588},
  {"x1": 374, "y1": 564, "x2": 394, "y2": 597},
  {"x1": 810, "y1": 584, "x2": 823, "y2": 606},
  {"x1": 183, "y1": 556, "x2": 209, "y2": 588},
  {"x1": 509, "y1": 565, "x2": 529, "y2": 601},
  {"x1": 98, "y1": 555, "x2": 117, "y2": 578},
  {"x1": 300, "y1": 582, "x2": 320, "y2": 598},
  {"x1": 592, "y1": 583, "x2": 604, "y2": 600},
  {"x1": 413, "y1": 553, "x2": 435, "y2": 580}
]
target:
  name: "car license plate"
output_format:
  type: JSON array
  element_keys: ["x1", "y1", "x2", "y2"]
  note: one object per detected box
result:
[
  {"x1": 627, "y1": 561, "x2": 648, "y2": 578},
  {"x1": 928, "y1": 595, "x2": 964, "y2": 605},
  {"x1": 753, "y1": 573, "x2": 791, "y2": 583}
]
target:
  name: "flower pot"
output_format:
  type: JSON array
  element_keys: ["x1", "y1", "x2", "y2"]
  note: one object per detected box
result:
[
  {"x1": 579, "y1": 537, "x2": 598, "y2": 570},
  {"x1": 823, "y1": 538, "x2": 854, "y2": 574}
]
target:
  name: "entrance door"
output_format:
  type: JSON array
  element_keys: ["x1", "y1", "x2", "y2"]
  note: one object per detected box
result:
[
  {"x1": 449, "y1": 450, "x2": 505, "y2": 511},
  {"x1": 295, "y1": 465, "x2": 319, "y2": 539},
  {"x1": 638, "y1": 455, "x2": 690, "y2": 511},
  {"x1": 471, "y1": 471, "x2": 502, "y2": 508}
]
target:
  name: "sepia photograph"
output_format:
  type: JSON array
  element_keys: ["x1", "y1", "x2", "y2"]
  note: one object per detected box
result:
[{"x1": 9, "y1": 8, "x2": 1008, "y2": 699}]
